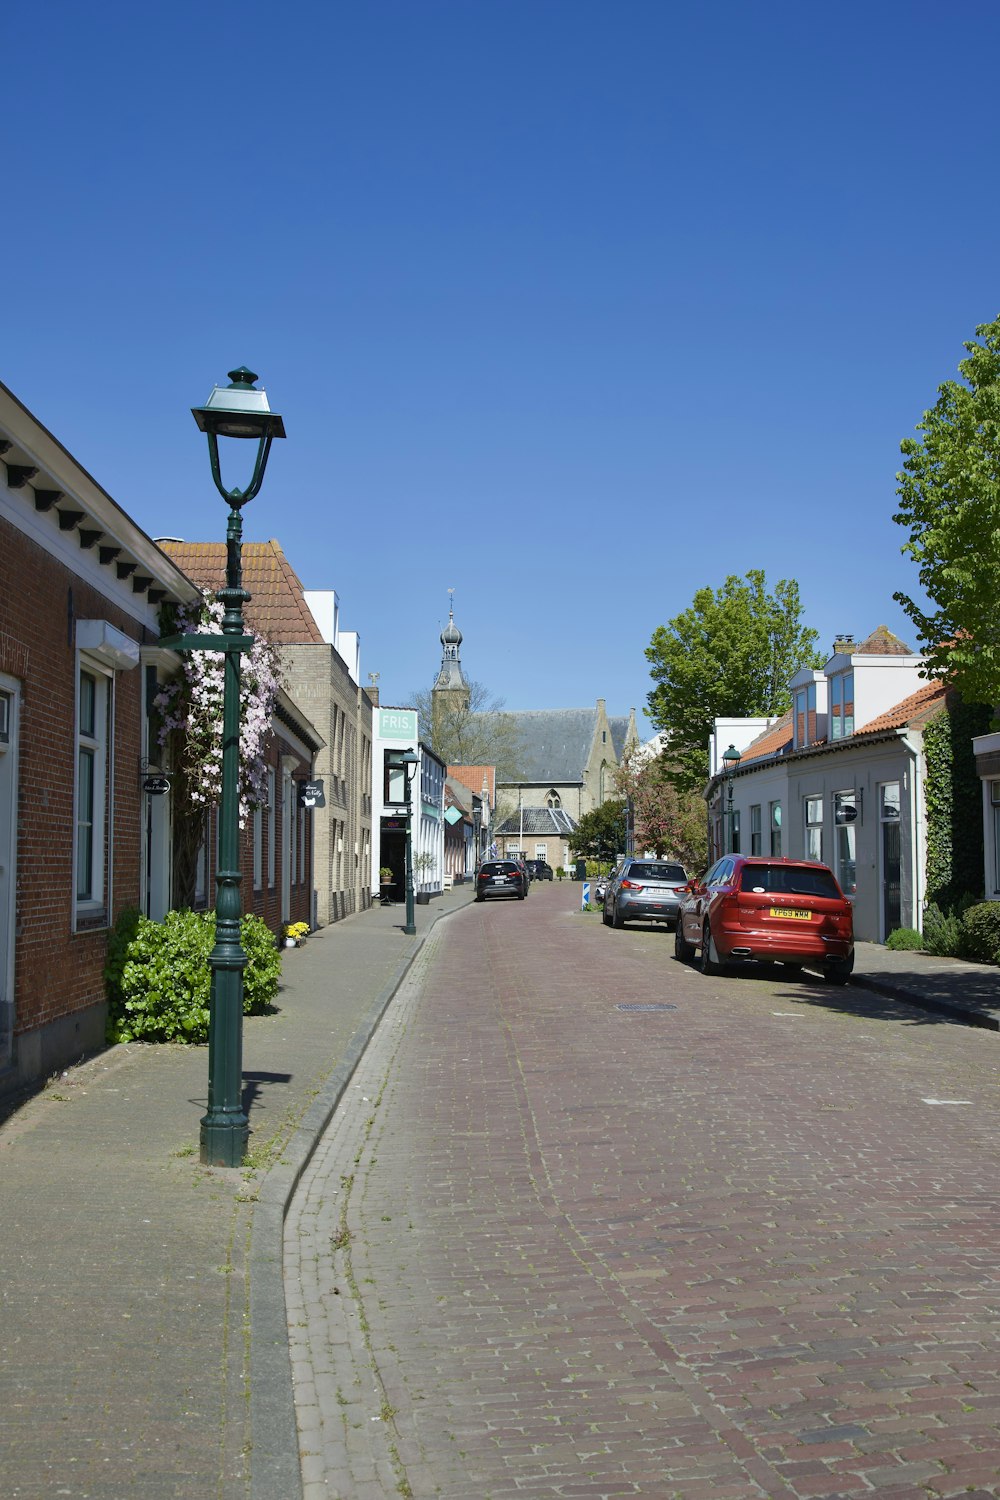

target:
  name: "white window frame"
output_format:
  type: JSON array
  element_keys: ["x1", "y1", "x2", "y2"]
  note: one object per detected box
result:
[
  {"x1": 253, "y1": 802, "x2": 263, "y2": 891},
  {"x1": 830, "y1": 671, "x2": 855, "y2": 741},
  {"x1": 267, "y1": 767, "x2": 276, "y2": 889},
  {"x1": 74, "y1": 659, "x2": 111, "y2": 925},
  {"x1": 749, "y1": 804, "x2": 762, "y2": 856},
  {"x1": 804, "y1": 795, "x2": 823, "y2": 863},
  {"x1": 834, "y1": 790, "x2": 857, "y2": 896}
]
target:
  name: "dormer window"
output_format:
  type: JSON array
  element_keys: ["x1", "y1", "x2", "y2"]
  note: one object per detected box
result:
[
  {"x1": 794, "y1": 683, "x2": 817, "y2": 748},
  {"x1": 830, "y1": 672, "x2": 855, "y2": 740}
]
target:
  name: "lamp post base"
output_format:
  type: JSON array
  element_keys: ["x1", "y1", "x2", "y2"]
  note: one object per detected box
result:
[{"x1": 200, "y1": 1111, "x2": 250, "y2": 1168}]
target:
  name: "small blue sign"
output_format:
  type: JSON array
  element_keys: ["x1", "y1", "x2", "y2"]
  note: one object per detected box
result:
[{"x1": 582, "y1": 881, "x2": 591, "y2": 907}]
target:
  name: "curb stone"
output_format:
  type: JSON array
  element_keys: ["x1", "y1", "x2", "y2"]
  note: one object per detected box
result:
[{"x1": 248, "y1": 896, "x2": 469, "y2": 1500}]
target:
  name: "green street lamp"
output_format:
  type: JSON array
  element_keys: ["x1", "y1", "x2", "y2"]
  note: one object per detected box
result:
[
  {"x1": 166, "y1": 367, "x2": 285, "y2": 1166},
  {"x1": 401, "y1": 749, "x2": 420, "y2": 935},
  {"x1": 722, "y1": 743, "x2": 741, "y2": 854},
  {"x1": 389, "y1": 748, "x2": 420, "y2": 935}
]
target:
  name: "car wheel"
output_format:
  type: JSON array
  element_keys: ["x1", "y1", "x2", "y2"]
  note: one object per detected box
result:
[
  {"x1": 825, "y1": 957, "x2": 853, "y2": 986},
  {"x1": 674, "y1": 921, "x2": 695, "y2": 963},
  {"x1": 475, "y1": 895, "x2": 485, "y2": 903},
  {"x1": 602, "y1": 901, "x2": 612, "y2": 927},
  {"x1": 612, "y1": 901, "x2": 626, "y2": 928},
  {"x1": 698, "y1": 921, "x2": 721, "y2": 976},
  {"x1": 517, "y1": 891, "x2": 525, "y2": 900}
]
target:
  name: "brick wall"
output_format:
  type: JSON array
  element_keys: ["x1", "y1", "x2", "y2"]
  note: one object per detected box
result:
[{"x1": 0, "y1": 518, "x2": 146, "y2": 1073}]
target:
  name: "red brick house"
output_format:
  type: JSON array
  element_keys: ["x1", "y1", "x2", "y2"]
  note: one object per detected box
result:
[{"x1": 0, "y1": 381, "x2": 320, "y2": 1102}]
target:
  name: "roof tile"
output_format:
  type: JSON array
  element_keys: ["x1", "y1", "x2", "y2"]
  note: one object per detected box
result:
[{"x1": 159, "y1": 539, "x2": 325, "y2": 644}]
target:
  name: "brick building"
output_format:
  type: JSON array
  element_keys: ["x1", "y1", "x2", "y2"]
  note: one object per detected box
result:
[
  {"x1": 0, "y1": 382, "x2": 325, "y2": 1102},
  {"x1": 0, "y1": 381, "x2": 198, "y2": 1096},
  {"x1": 158, "y1": 540, "x2": 372, "y2": 926}
]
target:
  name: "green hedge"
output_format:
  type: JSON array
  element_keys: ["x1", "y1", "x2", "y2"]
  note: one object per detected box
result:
[
  {"x1": 885, "y1": 926, "x2": 924, "y2": 951},
  {"x1": 960, "y1": 902, "x2": 1000, "y2": 965},
  {"x1": 923, "y1": 700, "x2": 990, "y2": 909},
  {"x1": 105, "y1": 907, "x2": 282, "y2": 1044}
]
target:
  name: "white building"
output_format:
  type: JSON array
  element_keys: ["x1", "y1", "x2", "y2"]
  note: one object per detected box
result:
[
  {"x1": 370, "y1": 707, "x2": 445, "y2": 901},
  {"x1": 707, "y1": 627, "x2": 944, "y2": 943}
]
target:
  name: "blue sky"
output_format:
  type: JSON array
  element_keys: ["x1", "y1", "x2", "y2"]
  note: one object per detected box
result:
[{"x1": 6, "y1": 2, "x2": 1000, "y2": 734}]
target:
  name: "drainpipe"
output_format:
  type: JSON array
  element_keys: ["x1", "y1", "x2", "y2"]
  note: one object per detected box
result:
[{"x1": 900, "y1": 729, "x2": 923, "y2": 931}]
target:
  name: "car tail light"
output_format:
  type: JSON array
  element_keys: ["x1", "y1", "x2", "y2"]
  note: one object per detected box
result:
[{"x1": 620, "y1": 879, "x2": 643, "y2": 891}]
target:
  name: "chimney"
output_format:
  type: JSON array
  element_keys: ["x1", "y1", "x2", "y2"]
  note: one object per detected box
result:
[
  {"x1": 833, "y1": 632, "x2": 855, "y2": 654},
  {"x1": 367, "y1": 684, "x2": 379, "y2": 707}
]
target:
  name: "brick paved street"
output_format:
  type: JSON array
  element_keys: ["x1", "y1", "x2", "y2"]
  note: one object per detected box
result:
[{"x1": 287, "y1": 883, "x2": 1000, "y2": 1499}]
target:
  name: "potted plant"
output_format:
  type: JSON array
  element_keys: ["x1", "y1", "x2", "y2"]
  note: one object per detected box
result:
[
  {"x1": 378, "y1": 867, "x2": 395, "y2": 905},
  {"x1": 414, "y1": 850, "x2": 435, "y2": 902},
  {"x1": 283, "y1": 921, "x2": 309, "y2": 948}
]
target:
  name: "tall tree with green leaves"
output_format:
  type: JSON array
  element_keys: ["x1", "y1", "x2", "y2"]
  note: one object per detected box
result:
[
  {"x1": 893, "y1": 313, "x2": 1000, "y2": 704},
  {"x1": 645, "y1": 570, "x2": 821, "y2": 793},
  {"x1": 567, "y1": 799, "x2": 629, "y2": 863},
  {"x1": 614, "y1": 755, "x2": 707, "y2": 869}
]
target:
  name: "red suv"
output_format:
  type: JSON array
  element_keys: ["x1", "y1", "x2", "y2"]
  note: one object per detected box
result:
[{"x1": 675, "y1": 855, "x2": 854, "y2": 984}]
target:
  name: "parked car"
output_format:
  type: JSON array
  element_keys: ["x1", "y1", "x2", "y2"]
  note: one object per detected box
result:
[
  {"x1": 603, "y1": 859, "x2": 689, "y2": 928},
  {"x1": 675, "y1": 855, "x2": 854, "y2": 983},
  {"x1": 527, "y1": 860, "x2": 554, "y2": 881},
  {"x1": 475, "y1": 859, "x2": 529, "y2": 901}
]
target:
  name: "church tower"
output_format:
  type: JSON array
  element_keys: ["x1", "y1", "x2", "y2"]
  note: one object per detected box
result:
[{"x1": 431, "y1": 592, "x2": 470, "y2": 745}]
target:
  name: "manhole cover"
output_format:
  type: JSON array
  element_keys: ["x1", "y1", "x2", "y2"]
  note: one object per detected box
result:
[{"x1": 615, "y1": 1003, "x2": 676, "y2": 1012}]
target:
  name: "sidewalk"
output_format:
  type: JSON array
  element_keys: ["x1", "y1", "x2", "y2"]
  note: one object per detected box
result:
[
  {"x1": 851, "y1": 939, "x2": 1000, "y2": 1030},
  {"x1": 0, "y1": 888, "x2": 997, "y2": 1500},
  {"x1": 0, "y1": 883, "x2": 474, "y2": 1500}
]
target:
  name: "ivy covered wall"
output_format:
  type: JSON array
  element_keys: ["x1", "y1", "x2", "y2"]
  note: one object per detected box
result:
[{"x1": 923, "y1": 695, "x2": 992, "y2": 909}]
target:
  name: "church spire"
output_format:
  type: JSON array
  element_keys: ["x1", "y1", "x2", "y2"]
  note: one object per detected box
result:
[{"x1": 434, "y1": 589, "x2": 468, "y2": 693}]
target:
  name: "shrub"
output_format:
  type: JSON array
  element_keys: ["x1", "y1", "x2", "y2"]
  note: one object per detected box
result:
[
  {"x1": 920, "y1": 899, "x2": 977, "y2": 959},
  {"x1": 106, "y1": 908, "x2": 282, "y2": 1044},
  {"x1": 960, "y1": 902, "x2": 1000, "y2": 965},
  {"x1": 885, "y1": 927, "x2": 924, "y2": 952}
]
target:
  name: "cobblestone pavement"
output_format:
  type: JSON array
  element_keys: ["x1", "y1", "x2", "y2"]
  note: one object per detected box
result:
[{"x1": 287, "y1": 885, "x2": 1000, "y2": 1499}]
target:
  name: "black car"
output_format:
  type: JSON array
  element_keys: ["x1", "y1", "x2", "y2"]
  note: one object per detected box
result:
[
  {"x1": 527, "y1": 859, "x2": 554, "y2": 881},
  {"x1": 475, "y1": 859, "x2": 528, "y2": 901}
]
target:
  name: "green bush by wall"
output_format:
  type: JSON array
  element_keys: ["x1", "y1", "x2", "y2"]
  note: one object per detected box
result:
[
  {"x1": 105, "y1": 908, "x2": 282, "y2": 1044},
  {"x1": 960, "y1": 902, "x2": 1000, "y2": 965},
  {"x1": 923, "y1": 698, "x2": 990, "y2": 910}
]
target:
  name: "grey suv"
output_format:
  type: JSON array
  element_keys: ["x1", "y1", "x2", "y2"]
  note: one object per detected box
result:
[{"x1": 603, "y1": 859, "x2": 688, "y2": 929}]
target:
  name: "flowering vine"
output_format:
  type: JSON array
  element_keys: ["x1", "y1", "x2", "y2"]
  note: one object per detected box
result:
[{"x1": 155, "y1": 595, "x2": 283, "y2": 826}]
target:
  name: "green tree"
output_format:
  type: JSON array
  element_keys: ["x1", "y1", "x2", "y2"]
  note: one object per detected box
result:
[
  {"x1": 645, "y1": 570, "x2": 821, "y2": 793},
  {"x1": 568, "y1": 798, "x2": 628, "y2": 863},
  {"x1": 893, "y1": 314, "x2": 1000, "y2": 703},
  {"x1": 614, "y1": 755, "x2": 707, "y2": 870},
  {"x1": 410, "y1": 679, "x2": 524, "y2": 780}
]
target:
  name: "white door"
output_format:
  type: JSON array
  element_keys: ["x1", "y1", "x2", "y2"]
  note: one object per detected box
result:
[{"x1": 0, "y1": 678, "x2": 20, "y2": 1069}]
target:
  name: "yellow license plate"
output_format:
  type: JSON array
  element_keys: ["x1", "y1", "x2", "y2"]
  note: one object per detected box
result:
[{"x1": 771, "y1": 907, "x2": 811, "y2": 920}]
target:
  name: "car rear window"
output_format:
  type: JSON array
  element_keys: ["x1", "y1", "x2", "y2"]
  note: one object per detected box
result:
[
  {"x1": 739, "y1": 864, "x2": 841, "y2": 899},
  {"x1": 629, "y1": 863, "x2": 686, "y2": 882},
  {"x1": 481, "y1": 861, "x2": 516, "y2": 875}
]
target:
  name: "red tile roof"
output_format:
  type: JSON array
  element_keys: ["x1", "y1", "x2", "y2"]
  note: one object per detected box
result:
[
  {"x1": 731, "y1": 678, "x2": 947, "y2": 773},
  {"x1": 448, "y1": 765, "x2": 496, "y2": 804},
  {"x1": 739, "y1": 712, "x2": 793, "y2": 766},
  {"x1": 854, "y1": 623, "x2": 914, "y2": 656},
  {"x1": 855, "y1": 679, "x2": 946, "y2": 734},
  {"x1": 159, "y1": 539, "x2": 325, "y2": 644}
]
